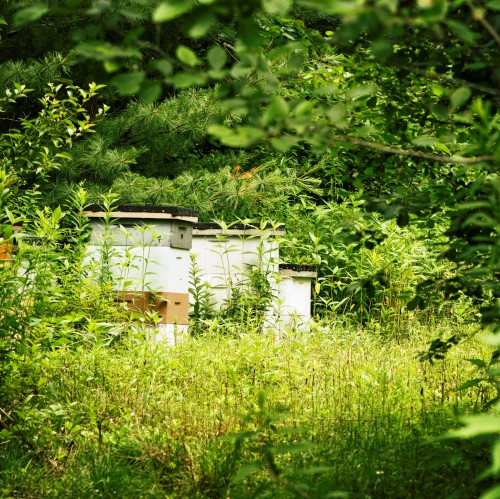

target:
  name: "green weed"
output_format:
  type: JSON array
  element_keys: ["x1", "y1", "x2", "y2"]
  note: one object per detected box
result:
[{"x1": 0, "y1": 323, "x2": 492, "y2": 498}]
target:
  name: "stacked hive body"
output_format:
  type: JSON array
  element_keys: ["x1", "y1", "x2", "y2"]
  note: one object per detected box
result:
[
  {"x1": 190, "y1": 222, "x2": 283, "y2": 312},
  {"x1": 274, "y1": 264, "x2": 317, "y2": 334},
  {"x1": 191, "y1": 223, "x2": 317, "y2": 332},
  {"x1": 86, "y1": 205, "x2": 198, "y2": 343},
  {"x1": 86, "y1": 209, "x2": 317, "y2": 337}
]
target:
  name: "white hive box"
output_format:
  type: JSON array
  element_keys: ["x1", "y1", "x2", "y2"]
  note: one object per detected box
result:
[
  {"x1": 268, "y1": 264, "x2": 317, "y2": 333},
  {"x1": 191, "y1": 223, "x2": 283, "y2": 275},
  {"x1": 86, "y1": 205, "x2": 197, "y2": 327},
  {"x1": 190, "y1": 222, "x2": 284, "y2": 311},
  {"x1": 88, "y1": 245, "x2": 191, "y2": 293}
]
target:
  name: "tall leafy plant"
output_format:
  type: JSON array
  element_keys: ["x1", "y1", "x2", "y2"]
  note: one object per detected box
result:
[{"x1": 0, "y1": 82, "x2": 108, "y2": 435}]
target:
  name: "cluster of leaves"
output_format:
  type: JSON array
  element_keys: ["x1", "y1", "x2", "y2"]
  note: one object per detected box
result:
[
  {"x1": 2, "y1": 1, "x2": 500, "y2": 493},
  {"x1": 0, "y1": 84, "x2": 126, "y2": 448},
  {"x1": 278, "y1": 194, "x2": 467, "y2": 334},
  {"x1": 0, "y1": 81, "x2": 108, "y2": 194}
]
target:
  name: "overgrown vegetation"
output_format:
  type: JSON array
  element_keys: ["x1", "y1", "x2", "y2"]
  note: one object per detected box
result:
[
  {"x1": 1, "y1": 0, "x2": 500, "y2": 496},
  {"x1": 0, "y1": 322, "x2": 494, "y2": 498}
]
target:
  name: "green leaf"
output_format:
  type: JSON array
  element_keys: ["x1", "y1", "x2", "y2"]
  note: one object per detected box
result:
[
  {"x1": 494, "y1": 142, "x2": 500, "y2": 165},
  {"x1": 207, "y1": 46, "x2": 227, "y2": 70},
  {"x1": 271, "y1": 135, "x2": 300, "y2": 152},
  {"x1": 1, "y1": 224, "x2": 13, "y2": 239},
  {"x1": 232, "y1": 462, "x2": 261, "y2": 484},
  {"x1": 208, "y1": 125, "x2": 265, "y2": 147},
  {"x1": 176, "y1": 45, "x2": 200, "y2": 67},
  {"x1": 154, "y1": 59, "x2": 173, "y2": 76},
  {"x1": 325, "y1": 103, "x2": 347, "y2": 128},
  {"x1": 482, "y1": 485, "x2": 500, "y2": 499},
  {"x1": 239, "y1": 18, "x2": 262, "y2": 51},
  {"x1": 186, "y1": 13, "x2": 216, "y2": 38},
  {"x1": 412, "y1": 135, "x2": 437, "y2": 147},
  {"x1": 435, "y1": 142, "x2": 450, "y2": 154},
  {"x1": 446, "y1": 20, "x2": 479, "y2": 44},
  {"x1": 370, "y1": 39, "x2": 393, "y2": 60},
  {"x1": 109, "y1": 71, "x2": 145, "y2": 95},
  {"x1": 491, "y1": 439, "x2": 500, "y2": 475},
  {"x1": 431, "y1": 85, "x2": 444, "y2": 97},
  {"x1": 346, "y1": 84, "x2": 378, "y2": 100},
  {"x1": 451, "y1": 414, "x2": 500, "y2": 437},
  {"x1": 221, "y1": 98, "x2": 248, "y2": 116},
  {"x1": 54, "y1": 152, "x2": 73, "y2": 160},
  {"x1": 138, "y1": 81, "x2": 162, "y2": 103},
  {"x1": 487, "y1": 0, "x2": 500, "y2": 9},
  {"x1": 463, "y1": 62, "x2": 488, "y2": 71},
  {"x1": 298, "y1": 0, "x2": 364, "y2": 15},
  {"x1": 230, "y1": 126, "x2": 266, "y2": 147},
  {"x1": 13, "y1": 5, "x2": 49, "y2": 27},
  {"x1": 153, "y1": 0, "x2": 193, "y2": 23},
  {"x1": 451, "y1": 87, "x2": 472, "y2": 109},
  {"x1": 75, "y1": 41, "x2": 141, "y2": 61},
  {"x1": 262, "y1": 96, "x2": 289, "y2": 125},
  {"x1": 466, "y1": 357, "x2": 487, "y2": 368},
  {"x1": 293, "y1": 99, "x2": 316, "y2": 116},
  {"x1": 103, "y1": 60, "x2": 121, "y2": 73},
  {"x1": 416, "y1": 0, "x2": 448, "y2": 20},
  {"x1": 262, "y1": 0, "x2": 292, "y2": 15},
  {"x1": 207, "y1": 69, "x2": 226, "y2": 80},
  {"x1": 430, "y1": 103, "x2": 449, "y2": 121},
  {"x1": 458, "y1": 378, "x2": 483, "y2": 390},
  {"x1": 351, "y1": 124, "x2": 375, "y2": 138},
  {"x1": 168, "y1": 72, "x2": 207, "y2": 88}
]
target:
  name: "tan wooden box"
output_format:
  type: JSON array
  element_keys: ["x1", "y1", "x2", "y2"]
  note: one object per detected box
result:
[
  {"x1": 0, "y1": 241, "x2": 14, "y2": 261},
  {"x1": 114, "y1": 291, "x2": 189, "y2": 325}
]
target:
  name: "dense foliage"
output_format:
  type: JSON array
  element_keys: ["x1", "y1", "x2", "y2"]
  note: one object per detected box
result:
[{"x1": 1, "y1": 0, "x2": 500, "y2": 496}]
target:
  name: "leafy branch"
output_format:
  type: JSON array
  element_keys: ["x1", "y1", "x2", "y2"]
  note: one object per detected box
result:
[
  {"x1": 466, "y1": 0, "x2": 500, "y2": 47},
  {"x1": 329, "y1": 135, "x2": 494, "y2": 165}
]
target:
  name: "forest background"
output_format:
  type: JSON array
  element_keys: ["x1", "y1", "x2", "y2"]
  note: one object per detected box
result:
[{"x1": 1, "y1": 0, "x2": 500, "y2": 497}]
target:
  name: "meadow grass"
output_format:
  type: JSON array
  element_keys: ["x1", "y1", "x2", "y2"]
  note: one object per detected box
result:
[{"x1": 0, "y1": 321, "x2": 494, "y2": 498}]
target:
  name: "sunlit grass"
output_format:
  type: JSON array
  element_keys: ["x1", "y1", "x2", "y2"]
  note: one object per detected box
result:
[{"x1": 0, "y1": 321, "x2": 493, "y2": 498}]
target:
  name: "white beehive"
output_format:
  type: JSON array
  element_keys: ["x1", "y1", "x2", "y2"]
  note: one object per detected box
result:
[
  {"x1": 267, "y1": 264, "x2": 317, "y2": 334},
  {"x1": 86, "y1": 209, "x2": 316, "y2": 337},
  {"x1": 90, "y1": 245, "x2": 191, "y2": 294},
  {"x1": 86, "y1": 205, "x2": 197, "y2": 330},
  {"x1": 190, "y1": 222, "x2": 284, "y2": 311}
]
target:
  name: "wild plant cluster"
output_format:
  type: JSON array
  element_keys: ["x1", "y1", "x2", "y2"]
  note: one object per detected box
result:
[
  {"x1": 0, "y1": 84, "x2": 498, "y2": 497},
  {"x1": 1, "y1": 162, "x2": 497, "y2": 497}
]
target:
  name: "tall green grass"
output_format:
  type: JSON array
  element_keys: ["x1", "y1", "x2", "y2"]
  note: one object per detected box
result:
[{"x1": 0, "y1": 322, "x2": 492, "y2": 498}]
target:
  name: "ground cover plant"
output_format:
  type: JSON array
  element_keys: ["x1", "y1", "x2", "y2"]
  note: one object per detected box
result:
[
  {"x1": 0, "y1": 185, "x2": 494, "y2": 497},
  {"x1": 0, "y1": 143, "x2": 496, "y2": 498},
  {"x1": 0, "y1": 322, "x2": 494, "y2": 498},
  {"x1": 0, "y1": 104, "x2": 497, "y2": 499}
]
